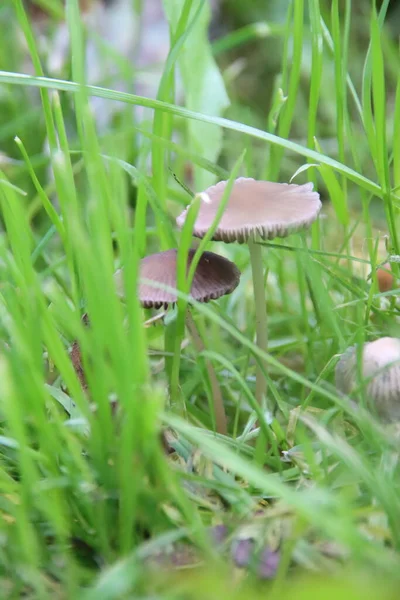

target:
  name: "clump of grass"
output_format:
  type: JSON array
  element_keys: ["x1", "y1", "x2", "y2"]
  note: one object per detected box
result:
[{"x1": 1, "y1": 0, "x2": 400, "y2": 597}]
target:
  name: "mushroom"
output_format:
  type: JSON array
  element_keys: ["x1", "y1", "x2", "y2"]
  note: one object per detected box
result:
[
  {"x1": 176, "y1": 177, "x2": 322, "y2": 407},
  {"x1": 115, "y1": 248, "x2": 241, "y2": 435},
  {"x1": 335, "y1": 337, "x2": 400, "y2": 422},
  {"x1": 376, "y1": 263, "x2": 394, "y2": 293}
]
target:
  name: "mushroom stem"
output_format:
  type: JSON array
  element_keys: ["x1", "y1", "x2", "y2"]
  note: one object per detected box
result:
[
  {"x1": 248, "y1": 239, "x2": 268, "y2": 406},
  {"x1": 185, "y1": 311, "x2": 227, "y2": 435}
]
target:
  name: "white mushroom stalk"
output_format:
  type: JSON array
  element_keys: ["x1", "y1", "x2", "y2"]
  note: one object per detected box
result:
[{"x1": 247, "y1": 238, "x2": 269, "y2": 407}]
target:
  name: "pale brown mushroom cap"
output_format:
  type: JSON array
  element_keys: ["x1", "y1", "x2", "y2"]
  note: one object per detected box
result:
[
  {"x1": 116, "y1": 249, "x2": 241, "y2": 309},
  {"x1": 335, "y1": 337, "x2": 400, "y2": 422},
  {"x1": 176, "y1": 178, "x2": 322, "y2": 243}
]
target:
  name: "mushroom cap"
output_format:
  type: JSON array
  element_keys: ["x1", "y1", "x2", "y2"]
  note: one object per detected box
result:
[
  {"x1": 376, "y1": 263, "x2": 394, "y2": 293},
  {"x1": 116, "y1": 249, "x2": 241, "y2": 309},
  {"x1": 335, "y1": 337, "x2": 400, "y2": 422},
  {"x1": 176, "y1": 178, "x2": 322, "y2": 243}
]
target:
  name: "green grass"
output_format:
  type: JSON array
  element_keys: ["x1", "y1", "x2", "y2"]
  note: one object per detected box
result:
[{"x1": 1, "y1": 0, "x2": 400, "y2": 597}]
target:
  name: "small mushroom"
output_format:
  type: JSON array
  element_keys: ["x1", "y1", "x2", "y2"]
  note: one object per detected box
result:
[
  {"x1": 116, "y1": 248, "x2": 241, "y2": 435},
  {"x1": 335, "y1": 337, "x2": 400, "y2": 422},
  {"x1": 176, "y1": 177, "x2": 321, "y2": 407},
  {"x1": 376, "y1": 263, "x2": 394, "y2": 293}
]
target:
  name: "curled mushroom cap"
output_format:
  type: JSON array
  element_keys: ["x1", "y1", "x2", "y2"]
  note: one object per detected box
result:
[
  {"x1": 176, "y1": 178, "x2": 322, "y2": 243},
  {"x1": 335, "y1": 337, "x2": 400, "y2": 422},
  {"x1": 116, "y1": 249, "x2": 241, "y2": 309}
]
